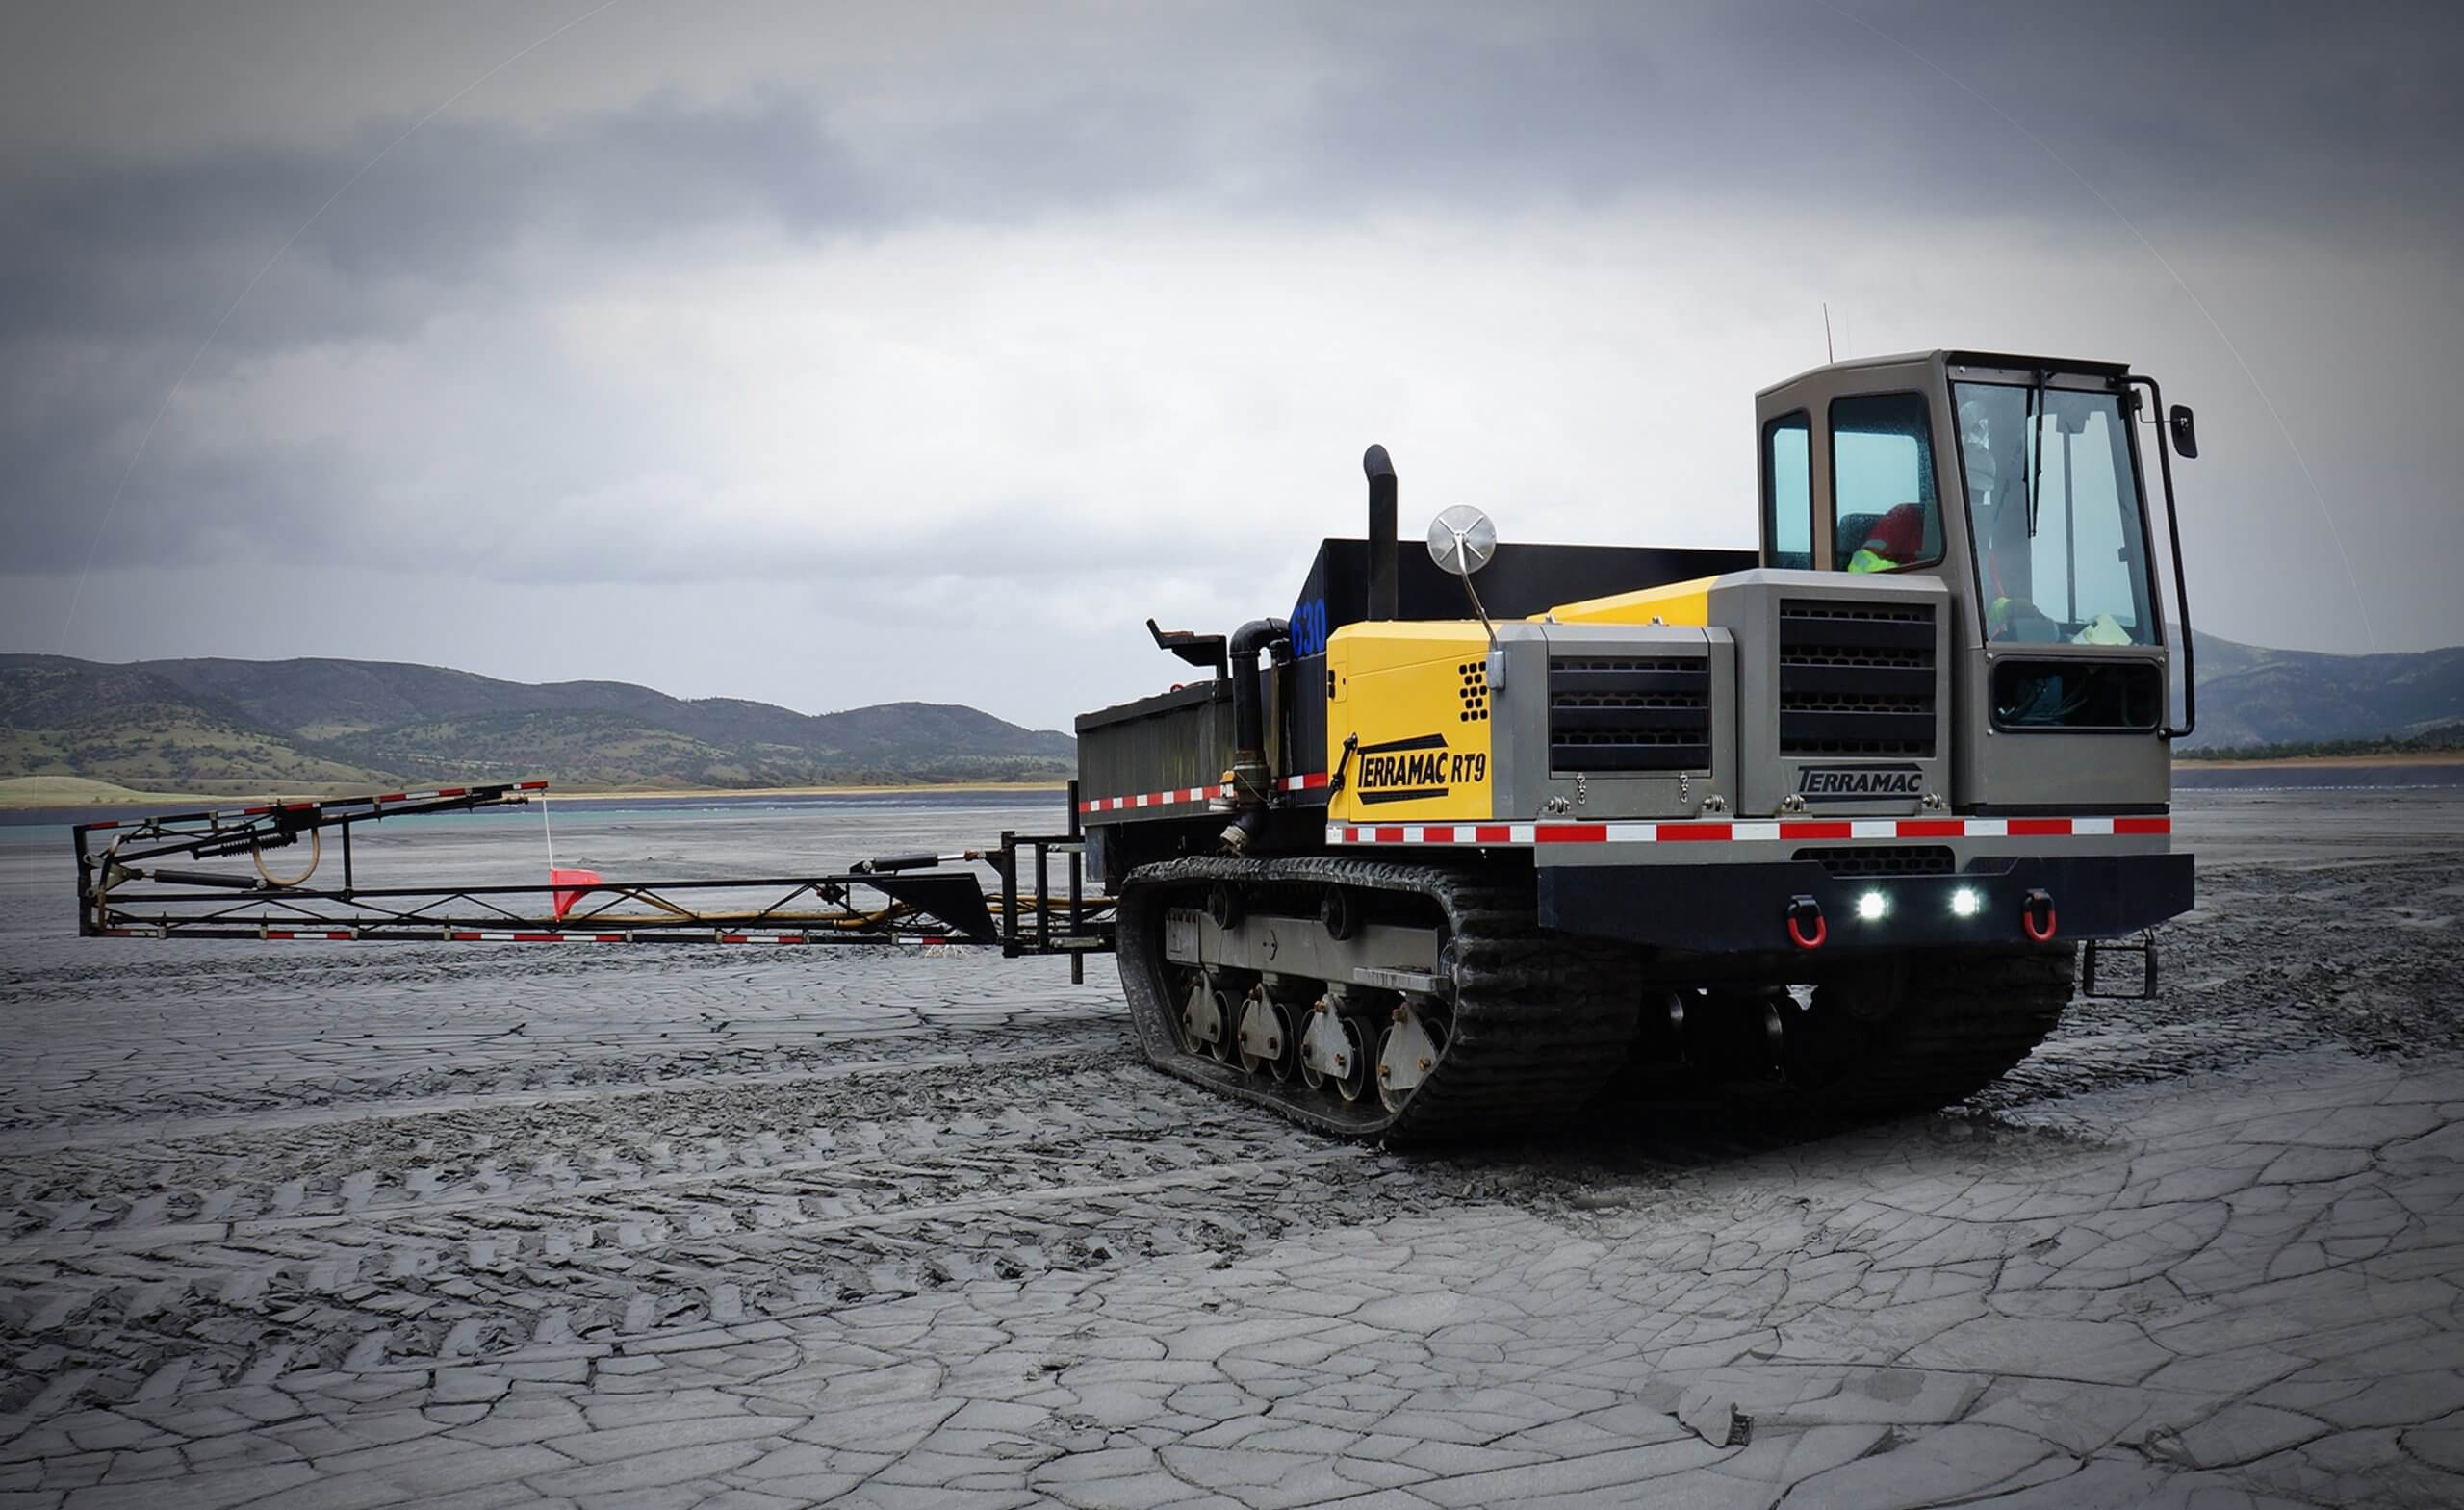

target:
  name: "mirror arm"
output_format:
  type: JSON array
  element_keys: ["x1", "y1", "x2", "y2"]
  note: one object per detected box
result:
[
  {"x1": 1450, "y1": 527, "x2": 1498, "y2": 644},
  {"x1": 2127, "y1": 376, "x2": 2196, "y2": 741}
]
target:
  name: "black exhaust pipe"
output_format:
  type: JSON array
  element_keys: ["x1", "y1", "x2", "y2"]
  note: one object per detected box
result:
[
  {"x1": 1227, "y1": 617, "x2": 1288, "y2": 774},
  {"x1": 1365, "y1": 444, "x2": 1398, "y2": 622},
  {"x1": 1222, "y1": 616, "x2": 1288, "y2": 842}
]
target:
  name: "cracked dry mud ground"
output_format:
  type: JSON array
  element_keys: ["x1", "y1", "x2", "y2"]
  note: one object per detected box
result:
[{"x1": 1, "y1": 789, "x2": 2461, "y2": 1508}]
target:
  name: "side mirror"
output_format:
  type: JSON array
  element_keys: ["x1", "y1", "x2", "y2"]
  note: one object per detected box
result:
[
  {"x1": 2169, "y1": 404, "x2": 2199, "y2": 460},
  {"x1": 1426, "y1": 505, "x2": 1497, "y2": 576}
]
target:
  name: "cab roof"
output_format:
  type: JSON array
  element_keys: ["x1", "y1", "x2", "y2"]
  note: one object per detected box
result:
[{"x1": 1757, "y1": 348, "x2": 2131, "y2": 399}]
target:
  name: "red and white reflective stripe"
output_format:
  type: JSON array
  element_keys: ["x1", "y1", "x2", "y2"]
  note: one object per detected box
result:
[
  {"x1": 362, "y1": 781, "x2": 551, "y2": 805},
  {"x1": 1327, "y1": 815, "x2": 2171, "y2": 846},
  {"x1": 1080, "y1": 773, "x2": 1332, "y2": 813},
  {"x1": 1080, "y1": 783, "x2": 1230, "y2": 813},
  {"x1": 116, "y1": 927, "x2": 972, "y2": 946},
  {"x1": 81, "y1": 780, "x2": 550, "y2": 832}
]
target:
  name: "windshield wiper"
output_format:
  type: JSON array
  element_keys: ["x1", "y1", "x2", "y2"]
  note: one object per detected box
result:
[{"x1": 2024, "y1": 370, "x2": 2047, "y2": 537}]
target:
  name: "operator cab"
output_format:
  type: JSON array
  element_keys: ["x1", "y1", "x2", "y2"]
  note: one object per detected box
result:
[{"x1": 1756, "y1": 349, "x2": 2197, "y2": 808}]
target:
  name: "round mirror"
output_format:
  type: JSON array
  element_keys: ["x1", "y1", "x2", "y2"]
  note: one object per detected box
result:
[{"x1": 1426, "y1": 505, "x2": 1497, "y2": 576}]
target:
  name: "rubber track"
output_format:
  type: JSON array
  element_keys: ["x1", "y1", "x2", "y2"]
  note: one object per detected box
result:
[
  {"x1": 1797, "y1": 945, "x2": 2076, "y2": 1115},
  {"x1": 1116, "y1": 857, "x2": 1639, "y2": 1142}
]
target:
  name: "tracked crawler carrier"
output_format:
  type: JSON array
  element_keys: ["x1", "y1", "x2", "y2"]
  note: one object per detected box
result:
[{"x1": 1080, "y1": 350, "x2": 2201, "y2": 1139}]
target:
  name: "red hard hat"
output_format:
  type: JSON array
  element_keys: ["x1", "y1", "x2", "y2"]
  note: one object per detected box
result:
[{"x1": 1868, "y1": 503, "x2": 1926, "y2": 561}]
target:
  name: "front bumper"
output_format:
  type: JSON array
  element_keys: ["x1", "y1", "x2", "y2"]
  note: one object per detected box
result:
[{"x1": 1539, "y1": 852, "x2": 2194, "y2": 953}]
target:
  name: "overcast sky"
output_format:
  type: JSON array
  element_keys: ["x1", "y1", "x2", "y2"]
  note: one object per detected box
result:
[{"x1": 4, "y1": 1, "x2": 2458, "y2": 731}]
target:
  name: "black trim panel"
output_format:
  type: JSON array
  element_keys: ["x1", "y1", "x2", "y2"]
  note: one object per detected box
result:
[{"x1": 1539, "y1": 853, "x2": 2194, "y2": 952}]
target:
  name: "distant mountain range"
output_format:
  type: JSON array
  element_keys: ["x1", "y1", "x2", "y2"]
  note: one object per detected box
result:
[
  {"x1": 2179, "y1": 630, "x2": 2464, "y2": 750},
  {"x1": 0, "y1": 654, "x2": 1075, "y2": 795},
  {"x1": 2, "y1": 627, "x2": 2456, "y2": 801}
]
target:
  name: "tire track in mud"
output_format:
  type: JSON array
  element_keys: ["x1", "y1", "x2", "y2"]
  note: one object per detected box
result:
[
  {"x1": 0, "y1": 938, "x2": 1128, "y2": 1132},
  {"x1": 0, "y1": 1012, "x2": 1128, "y2": 1135},
  {"x1": 1974, "y1": 855, "x2": 2464, "y2": 1111},
  {"x1": 0, "y1": 1050, "x2": 1402, "y2": 1410},
  {"x1": 0, "y1": 1040, "x2": 1113, "y2": 1158}
]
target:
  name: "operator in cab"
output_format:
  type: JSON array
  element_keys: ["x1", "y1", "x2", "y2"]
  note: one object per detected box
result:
[{"x1": 1845, "y1": 502, "x2": 1927, "y2": 573}]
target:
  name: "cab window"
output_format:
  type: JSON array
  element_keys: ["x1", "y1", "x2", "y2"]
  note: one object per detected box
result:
[
  {"x1": 1762, "y1": 411, "x2": 1812, "y2": 569},
  {"x1": 1955, "y1": 381, "x2": 2155, "y2": 644},
  {"x1": 1830, "y1": 392, "x2": 1941, "y2": 573}
]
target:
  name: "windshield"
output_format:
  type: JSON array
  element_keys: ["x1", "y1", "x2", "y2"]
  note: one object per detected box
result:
[{"x1": 1954, "y1": 381, "x2": 2156, "y2": 645}]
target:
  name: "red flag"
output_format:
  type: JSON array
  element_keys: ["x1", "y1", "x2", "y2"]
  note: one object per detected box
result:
[{"x1": 552, "y1": 868, "x2": 603, "y2": 921}]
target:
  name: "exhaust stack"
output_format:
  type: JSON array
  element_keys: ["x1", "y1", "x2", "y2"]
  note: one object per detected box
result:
[{"x1": 1365, "y1": 444, "x2": 1398, "y2": 622}]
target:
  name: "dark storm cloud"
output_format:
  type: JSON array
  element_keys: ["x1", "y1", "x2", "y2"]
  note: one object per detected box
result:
[
  {"x1": 0, "y1": 68, "x2": 1233, "y2": 578},
  {"x1": 3, "y1": 0, "x2": 2461, "y2": 683},
  {"x1": 1870, "y1": 1, "x2": 2464, "y2": 245},
  {"x1": 0, "y1": 94, "x2": 877, "y2": 354},
  {"x1": 9, "y1": 2, "x2": 2454, "y2": 361},
  {"x1": 1274, "y1": 20, "x2": 1675, "y2": 205},
  {"x1": 0, "y1": 90, "x2": 880, "y2": 578},
  {"x1": 0, "y1": 339, "x2": 356, "y2": 567}
]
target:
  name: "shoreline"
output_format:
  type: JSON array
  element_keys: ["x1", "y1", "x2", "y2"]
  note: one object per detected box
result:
[
  {"x1": 0, "y1": 777, "x2": 1067, "y2": 814},
  {"x1": 2170, "y1": 750, "x2": 2464, "y2": 772},
  {"x1": 541, "y1": 780, "x2": 1068, "y2": 805}
]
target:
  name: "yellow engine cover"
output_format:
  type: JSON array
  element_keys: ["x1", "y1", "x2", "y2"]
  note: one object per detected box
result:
[
  {"x1": 1539, "y1": 575, "x2": 1718, "y2": 627},
  {"x1": 1325, "y1": 621, "x2": 1495, "y2": 823}
]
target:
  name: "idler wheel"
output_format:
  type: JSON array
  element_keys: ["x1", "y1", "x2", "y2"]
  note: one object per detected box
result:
[{"x1": 1180, "y1": 971, "x2": 1236, "y2": 1062}]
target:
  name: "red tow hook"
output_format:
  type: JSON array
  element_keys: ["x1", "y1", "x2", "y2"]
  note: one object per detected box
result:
[
  {"x1": 2021, "y1": 888, "x2": 2058, "y2": 942},
  {"x1": 1785, "y1": 895, "x2": 1827, "y2": 950}
]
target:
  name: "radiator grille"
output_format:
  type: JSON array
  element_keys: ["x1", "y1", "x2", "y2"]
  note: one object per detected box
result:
[
  {"x1": 1777, "y1": 601, "x2": 1938, "y2": 757},
  {"x1": 1548, "y1": 656, "x2": 1710, "y2": 773}
]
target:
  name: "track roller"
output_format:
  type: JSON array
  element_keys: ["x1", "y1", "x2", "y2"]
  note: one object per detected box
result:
[
  {"x1": 1298, "y1": 999, "x2": 1371, "y2": 1101},
  {"x1": 1375, "y1": 1000, "x2": 1448, "y2": 1113},
  {"x1": 1235, "y1": 983, "x2": 1298, "y2": 1081}
]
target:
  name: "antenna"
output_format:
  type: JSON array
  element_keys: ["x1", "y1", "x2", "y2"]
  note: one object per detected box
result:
[{"x1": 1823, "y1": 302, "x2": 1835, "y2": 364}]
